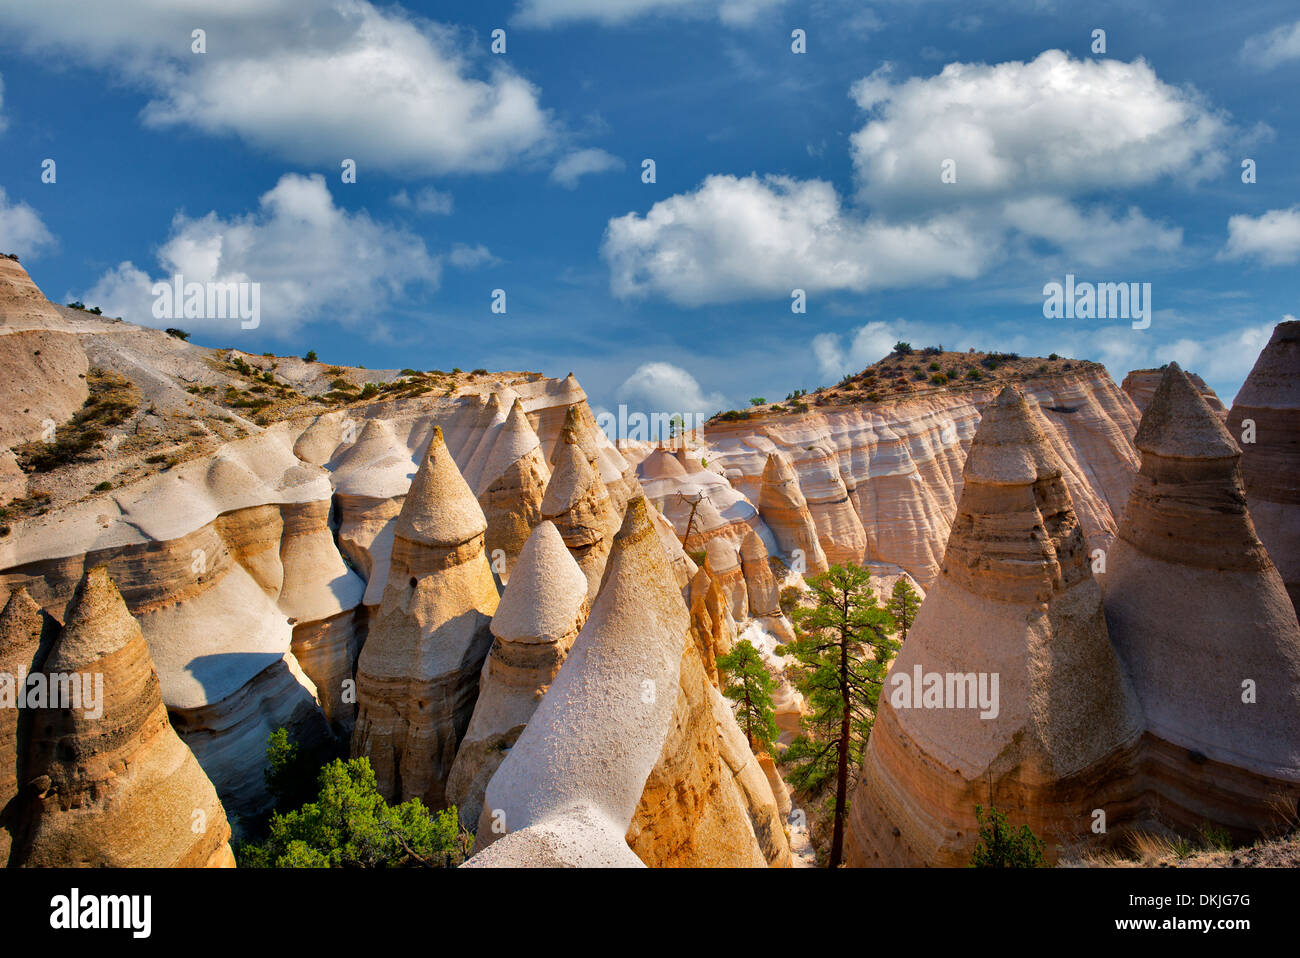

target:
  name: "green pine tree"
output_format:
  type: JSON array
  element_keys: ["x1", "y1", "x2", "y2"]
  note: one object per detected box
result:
[
  {"x1": 968, "y1": 805, "x2": 1046, "y2": 868},
  {"x1": 717, "y1": 639, "x2": 780, "y2": 754},
  {"x1": 777, "y1": 562, "x2": 898, "y2": 867},
  {"x1": 887, "y1": 577, "x2": 922, "y2": 642},
  {"x1": 241, "y1": 739, "x2": 466, "y2": 867}
]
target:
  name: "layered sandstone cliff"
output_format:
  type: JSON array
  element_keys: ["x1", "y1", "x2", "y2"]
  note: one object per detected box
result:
[
  {"x1": 9, "y1": 568, "x2": 233, "y2": 867},
  {"x1": 1104, "y1": 363, "x2": 1300, "y2": 837},
  {"x1": 1227, "y1": 321, "x2": 1300, "y2": 619},
  {"x1": 846, "y1": 387, "x2": 1143, "y2": 867},
  {"x1": 351, "y1": 426, "x2": 500, "y2": 811}
]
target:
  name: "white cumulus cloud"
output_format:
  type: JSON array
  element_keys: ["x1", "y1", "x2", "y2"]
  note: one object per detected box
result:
[
  {"x1": 1221, "y1": 206, "x2": 1300, "y2": 266},
  {"x1": 850, "y1": 50, "x2": 1229, "y2": 209},
  {"x1": 603, "y1": 51, "x2": 1225, "y2": 305},
  {"x1": 0, "y1": 0, "x2": 554, "y2": 176},
  {"x1": 616, "y1": 361, "x2": 731, "y2": 419},
  {"x1": 390, "y1": 187, "x2": 454, "y2": 215},
  {"x1": 0, "y1": 186, "x2": 55, "y2": 259},
  {"x1": 603, "y1": 174, "x2": 990, "y2": 306},
  {"x1": 78, "y1": 173, "x2": 438, "y2": 337}
]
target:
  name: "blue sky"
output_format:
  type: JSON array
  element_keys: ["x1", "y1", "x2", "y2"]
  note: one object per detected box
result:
[{"x1": 0, "y1": 0, "x2": 1297, "y2": 417}]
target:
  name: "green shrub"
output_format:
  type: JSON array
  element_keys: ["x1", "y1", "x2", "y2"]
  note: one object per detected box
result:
[
  {"x1": 969, "y1": 805, "x2": 1046, "y2": 868},
  {"x1": 303, "y1": 350, "x2": 318, "y2": 363},
  {"x1": 93, "y1": 480, "x2": 113, "y2": 492}
]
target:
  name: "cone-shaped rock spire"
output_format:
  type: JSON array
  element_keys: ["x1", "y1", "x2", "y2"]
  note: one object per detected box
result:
[
  {"x1": 1105, "y1": 363, "x2": 1300, "y2": 835},
  {"x1": 1227, "y1": 321, "x2": 1300, "y2": 618},
  {"x1": 445, "y1": 521, "x2": 589, "y2": 827},
  {"x1": 477, "y1": 398, "x2": 551, "y2": 581},
  {"x1": 846, "y1": 387, "x2": 1142, "y2": 866},
  {"x1": 350, "y1": 426, "x2": 500, "y2": 810},
  {"x1": 757, "y1": 451, "x2": 829, "y2": 574},
  {"x1": 11, "y1": 568, "x2": 234, "y2": 867}
]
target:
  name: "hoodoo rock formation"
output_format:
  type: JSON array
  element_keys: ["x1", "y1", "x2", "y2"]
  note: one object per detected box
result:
[
  {"x1": 476, "y1": 398, "x2": 551, "y2": 581},
  {"x1": 351, "y1": 426, "x2": 500, "y2": 811},
  {"x1": 757, "y1": 452, "x2": 829, "y2": 575},
  {"x1": 1104, "y1": 363, "x2": 1300, "y2": 836},
  {"x1": 467, "y1": 498, "x2": 789, "y2": 867},
  {"x1": 0, "y1": 587, "x2": 54, "y2": 863},
  {"x1": 540, "y1": 417, "x2": 621, "y2": 600},
  {"x1": 10, "y1": 568, "x2": 234, "y2": 867},
  {"x1": 1124, "y1": 367, "x2": 1227, "y2": 420},
  {"x1": 446, "y1": 521, "x2": 588, "y2": 828},
  {"x1": 846, "y1": 387, "x2": 1143, "y2": 867},
  {"x1": 1227, "y1": 321, "x2": 1300, "y2": 619}
]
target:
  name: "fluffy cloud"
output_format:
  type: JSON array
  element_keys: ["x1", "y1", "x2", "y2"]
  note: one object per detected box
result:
[
  {"x1": 1242, "y1": 19, "x2": 1300, "y2": 69},
  {"x1": 604, "y1": 51, "x2": 1223, "y2": 305},
  {"x1": 512, "y1": 0, "x2": 786, "y2": 28},
  {"x1": 448, "y1": 243, "x2": 499, "y2": 269},
  {"x1": 390, "y1": 187, "x2": 454, "y2": 215},
  {"x1": 550, "y1": 148, "x2": 624, "y2": 189},
  {"x1": 1220, "y1": 206, "x2": 1300, "y2": 266},
  {"x1": 1000, "y1": 196, "x2": 1182, "y2": 268},
  {"x1": 615, "y1": 361, "x2": 731, "y2": 418},
  {"x1": 0, "y1": 0, "x2": 553, "y2": 175},
  {"x1": 78, "y1": 173, "x2": 437, "y2": 337},
  {"x1": 850, "y1": 51, "x2": 1229, "y2": 209},
  {"x1": 603, "y1": 174, "x2": 989, "y2": 305},
  {"x1": 0, "y1": 186, "x2": 55, "y2": 259}
]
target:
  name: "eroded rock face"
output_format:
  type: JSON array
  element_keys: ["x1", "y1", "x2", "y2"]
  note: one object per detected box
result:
[
  {"x1": 10, "y1": 568, "x2": 234, "y2": 867},
  {"x1": 467, "y1": 497, "x2": 789, "y2": 868},
  {"x1": 1227, "y1": 321, "x2": 1300, "y2": 619},
  {"x1": 1105, "y1": 363, "x2": 1300, "y2": 836},
  {"x1": 445, "y1": 521, "x2": 588, "y2": 829},
  {"x1": 1124, "y1": 367, "x2": 1227, "y2": 420},
  {"x1": 541, "y1": 419, "x2": 620, "y2": 601},
  {"x1": 351, "y1": 426, "x2": 500, "y2": 811},
  {"x1": 707, "y1": 369, "x2": 1141, "y2": 589},
  {"x1": 757, "y1": 452, "x2": 830, "y2": 575},
  {"x1": 476, "y1": 398, "x2": 551, "y2": 581},
  {"x1": 0, "y1": 588, "x2": 55, "y2": 863},
  {"x1": 847, "y1": 387, "x2": 1143, "y2": 867}
]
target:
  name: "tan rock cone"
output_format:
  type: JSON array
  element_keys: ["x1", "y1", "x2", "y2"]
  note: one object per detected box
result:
[
  {"x1": 445, "y1": 521, "x2": 588, "y2": 828},
  {"x1": 11, "y1": 568, "x2": 234, "y2": 867},
  {"x1": 757, "y1": 451, "x2": 829, "y2": 575},
  {"x1": 687, "y1": 567, "x2": 736, "y2": 686},
  {"x1": 540, "y1": 420, "x2": 620, "y2": 601},
  {"x1": 351, "y1": 426, "x2": 500, "y2": 811},
  {"x1": 847, "y1": 386, "x2": 1143, "y2": 867},
  {"x1": 477, "y1": 398, "x2": 551, "y2": 581},
  {"x1": 1106, "y1": 363, "x2": 1300, "y2": 835},
  {"x1": 1227, "y1": 321, "x2": 1300, "y2": 619},
  {"x1": 468, "y1": 497, "x2": 789, "y2": 867},
  {"x1": 1, "y1": 588, "x2": 54, "y2": 864}
]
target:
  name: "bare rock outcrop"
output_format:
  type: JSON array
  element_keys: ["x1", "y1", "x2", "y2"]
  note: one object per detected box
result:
[
  {"x1": 10, "y1": 568, "x2": 234, "y2": 867},
  {"x1": 445, "y1": 521, "x2": 588, "y2": 828},
  {"x1": 757, "y1": 452, "x2": 829, "y2": 575},
  {"x1": 847, "y1": 386, "x2": 1143, "y2": 866},
  {"x1": 0, "y1": 587, "x2": 55, "y2": 863},
  {"x1": 1105, "y1": 363, "x2": 1300, "y2": 836},
  {"x1": 1227, "y1": 320, "x2": 1300, "y2": 618},
  {"x1": 351, "y1": 426, "x2": 500, "y2": 811},
  {"x1": 1124, "y1": 366, "x2": 1227, "y2": 420},
  {"x1": 476, "y1": 398, "x2": 551, "y2": 581},
  {"x1": 541, "y1": 418, "x2": 620, "y2": 601}
]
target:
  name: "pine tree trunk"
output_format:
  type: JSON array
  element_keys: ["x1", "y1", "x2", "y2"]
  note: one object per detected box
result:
[{"x1": 830, "y1": 633, "x2": 850, "y2": 867}]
